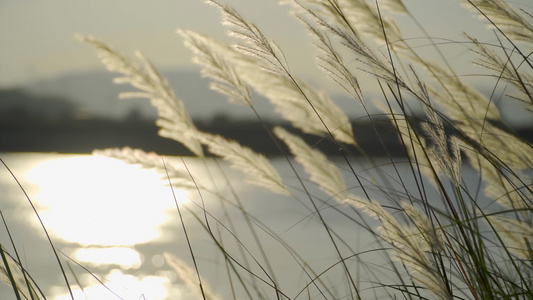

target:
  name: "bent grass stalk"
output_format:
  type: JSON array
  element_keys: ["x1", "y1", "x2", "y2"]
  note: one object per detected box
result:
[{"x1": 1, "y1": 159, "x2": 75, "y2": 300}]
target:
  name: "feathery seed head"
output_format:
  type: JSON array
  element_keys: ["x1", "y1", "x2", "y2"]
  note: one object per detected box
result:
[
  {"x1": 197, "y1": 132, "x2": 291, "y2": 196},
  {"x1": 275, "y1": 126, "x2": 349, "y2": 200},
  {"x1": 78, "y1": 35, "x2": 203, "y2": 157}
]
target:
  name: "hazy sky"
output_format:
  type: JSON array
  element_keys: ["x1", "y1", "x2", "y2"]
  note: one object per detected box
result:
[
  {"x1": 0, "y1": 0, "x2": 530, "y2": 90},
  {"x1": 0, "y1": 0, "x2": 317, "y2": 88}
]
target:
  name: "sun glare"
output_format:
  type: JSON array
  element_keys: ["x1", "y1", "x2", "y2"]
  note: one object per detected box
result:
[
  {"x1": 72, "y1": 247, "x2": 142, "y2": 269},
  {"x1": 52, "y1": 269, "x2": 174, "y2": 300},
  {"x1": 24, "y1": 154, "x2": 190, "y2": 246}
]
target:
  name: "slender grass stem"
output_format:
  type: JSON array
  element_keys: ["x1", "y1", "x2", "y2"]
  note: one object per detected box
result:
[
  {"x1": 163, "y1": 158, "x2": 207, "y2": 300},
  {"x1": 0, "y1": 158, "x2": 74, "y2": 300}
]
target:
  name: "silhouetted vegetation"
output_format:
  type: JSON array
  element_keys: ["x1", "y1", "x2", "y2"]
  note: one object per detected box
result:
[{"x1": 1, "y1": 88, "x2": 531, "y2": 155}]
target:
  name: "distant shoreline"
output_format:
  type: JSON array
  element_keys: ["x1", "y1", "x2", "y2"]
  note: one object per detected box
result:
[{"x1": 1, "y1": 117, "x2": 531, "y2": 157}]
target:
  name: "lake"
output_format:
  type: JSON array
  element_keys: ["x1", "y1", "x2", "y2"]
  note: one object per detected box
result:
[{"x1": 0, "y1": 152, "x2": 486, "y2": 300}]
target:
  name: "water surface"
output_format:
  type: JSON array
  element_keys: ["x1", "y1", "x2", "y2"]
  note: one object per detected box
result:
[{"x1": 0, "y1": 152, "x2": 487, "y2": 299}]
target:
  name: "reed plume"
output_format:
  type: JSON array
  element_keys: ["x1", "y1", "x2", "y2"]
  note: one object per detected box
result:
[
  {"x1": 178, "y1": 29, "x2": 252, "y2": 106},
  {"x1": 274, "y1": 126, "x2": 348, "y2": 200},
  {"x1": 206, "y1": 0, "x2": 356, "y2": 145},
  {"x1": 76, "y1": 35, "x2": 203, "y2": 157},
  {"x1": 93, "y1": 147, "x2": 196, "y2": 189},
  {"x1": 463, "y1": 0, "x2": 533, "y2": 45},
  {"x1": 198, "y1": 132, "x2": 290, "y2": 196}
]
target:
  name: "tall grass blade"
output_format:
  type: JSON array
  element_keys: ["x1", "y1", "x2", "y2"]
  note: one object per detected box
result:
[{"x1": 0, "y1": 159, "x2": 74, "y2": 300}]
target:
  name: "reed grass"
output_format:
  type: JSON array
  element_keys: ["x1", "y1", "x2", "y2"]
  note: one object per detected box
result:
[{"x1": 3, "y1": 0, "x2": 532, "y2": 299}]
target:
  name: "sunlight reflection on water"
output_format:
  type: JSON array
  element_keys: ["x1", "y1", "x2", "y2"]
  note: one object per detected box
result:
[
  {"x1": 1, "y1": 152, "x2": 443, "y2": 300},
  {"x1": 52, "y1": 269, "x2": 173, "y2": 300},
  {"x1": 24, "y1": 154, "x2": 189, "y2": 246},
  {"x1": 72, "y1": 247, "x2": 142, "y2": 269},
  {"x1": 1, "y1": 153, "x2": 193, "y2": 299}
]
